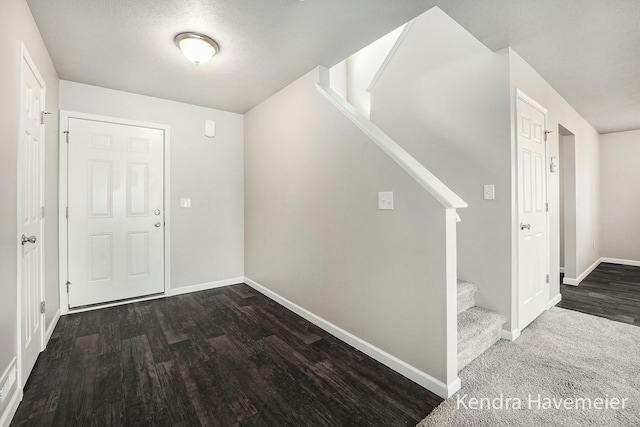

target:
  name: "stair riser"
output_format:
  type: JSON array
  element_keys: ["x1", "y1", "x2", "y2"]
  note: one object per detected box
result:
[
  {"x1": 457, "y1": 291, "x2": 475, "y2": 314},
  {"x1": 458, "y1": 323, "x2": 502, "y2": 371}
]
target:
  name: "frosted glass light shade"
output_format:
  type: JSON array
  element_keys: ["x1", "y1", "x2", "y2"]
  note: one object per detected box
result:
[{"x1": 175, "y1": 33, "x2": 219, "y2": 65}]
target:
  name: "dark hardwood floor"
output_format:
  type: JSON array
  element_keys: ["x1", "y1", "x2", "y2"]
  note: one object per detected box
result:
[
  {"x1": 559, "y1": 263, "x2": 640, "y2": 326},
  {"x1": 11, "y1": 284, "x2": 441, "y2": 426}
]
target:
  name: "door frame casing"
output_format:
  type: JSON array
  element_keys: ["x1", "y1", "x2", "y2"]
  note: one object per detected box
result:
[
  {"x1": 17, "y1": 42, "x2": 47, "y2": 390},
  {"x1": 58, "y1": 111, "x2": 171, "y2": 314},
  {"x1": 513, "y1": 88, "x2": 550, "y2": 333}
]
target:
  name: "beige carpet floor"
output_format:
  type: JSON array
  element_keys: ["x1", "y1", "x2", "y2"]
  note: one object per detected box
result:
[{"x1": 418, "y1": 307, "x2": 640, "y2": 426}]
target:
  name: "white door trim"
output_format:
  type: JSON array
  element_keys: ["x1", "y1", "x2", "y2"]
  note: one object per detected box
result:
[
  {"x1": 58, "y1": 111, "x2": 171, "y2": 314},
  {"x1": 17, "y1": 41, "x2": 46, "y2": 391},
  {"x1": 514, "y1": 88, "x2": 550, "y2": 331}
]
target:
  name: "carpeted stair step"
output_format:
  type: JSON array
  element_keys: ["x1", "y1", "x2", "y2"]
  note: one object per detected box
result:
[
  {"x1": 457, "y1": 280, "x2": 478, "y2": 314},
  {"x1": 458, "y1": 307, "x2": 506, "y2": 371}
]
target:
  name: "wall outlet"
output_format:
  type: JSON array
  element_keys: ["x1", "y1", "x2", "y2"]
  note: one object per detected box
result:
[
  {"x1": 378, "y1": 192, "x2": 394, "y2": 210},
  {"x1": 180, "y1": 198, "x2": 191, "y2": 208}
]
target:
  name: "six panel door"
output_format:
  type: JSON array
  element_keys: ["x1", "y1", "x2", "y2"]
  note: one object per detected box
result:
[
  {"x1": 68, "y1": 118, "x2": 165, "y2": 308},
  {"x1": 517, "y1": 94, "x2": 549, "y2": 330},
  {"x1": 20, "y1": 51, "x2": 45, "y2": 386}
]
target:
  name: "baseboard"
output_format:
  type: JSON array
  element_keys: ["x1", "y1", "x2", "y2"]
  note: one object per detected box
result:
[
  {"x1": 244, "y1": 277, "x2": 458, "y2": 399},
  {"x1": 575, "y1": 258, "x2": 602, "y2": 285},
  {"x1": 548, "y1": 293, "x2": 562, "y2": 309},
  {"x1": 563, "y1": 277, "x2": 579, "y2": 286},
  {"x1": 600, "y1": 257, "x2": 640, "y2": 267},
  {"x1": 0, "y1": 359, "x2": 20, "y2": 427},
  {"x1": 169, "y1": 277, "x2": 244, "y2": 296},
  {"x1": 44, "y1": 309, "x2": 60, "y2": 349},
  {"x1": 501, "y1": 328, "x2": 521, "y2": 341}
]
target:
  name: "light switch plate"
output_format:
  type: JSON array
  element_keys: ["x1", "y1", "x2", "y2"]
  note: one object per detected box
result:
[
  {"x1": 378, "y1": 192, "x2": 394, "y2": 210},
  {"x1": 180, "y1": 198, "x2": 191, "y2": 208},
  {"x1": 483, "y1": 185, "x2": 495, "y2": 200}
]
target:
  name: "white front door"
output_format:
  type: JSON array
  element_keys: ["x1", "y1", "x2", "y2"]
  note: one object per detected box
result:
[
  {"x1": 67, "y1": 118, "x2": 165, "y2": 308},
  {"x1": 19, "y1": 45, "x2": 46, "y2": 386},
  {"x1": 517, "y1": 91, "x2": 549, "y2": 330}
]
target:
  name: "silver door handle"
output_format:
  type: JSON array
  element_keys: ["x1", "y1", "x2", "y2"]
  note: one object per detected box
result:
[
  {"x1": 21, "y1": 234, "x2": 37, "y2": 245},
  {"x1": 520, "y1": 223, "x2": 531, "y2": 230},
  {"x1": 154, "y1": 222, "x2": 162, "y2": 228}
]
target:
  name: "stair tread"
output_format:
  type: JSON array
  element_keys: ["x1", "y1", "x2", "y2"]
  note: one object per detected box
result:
[
  {"x1": 457, "y1": 306, "x2": 506, "y2": 343},
  {"x1": 457, "y1": 280, "x2": 478, "y2": 298}
]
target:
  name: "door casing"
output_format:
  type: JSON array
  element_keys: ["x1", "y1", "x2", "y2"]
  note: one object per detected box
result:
[{"x1": 59, "y1": 111, "x2": 171, "y2": 314}]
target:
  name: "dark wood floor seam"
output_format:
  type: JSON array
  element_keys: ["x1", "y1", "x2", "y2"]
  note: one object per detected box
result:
[
  {"x1": 559, "y1": 263, "x2": 640, "y2": 327},
  {"x1": 12, "y1": 283, "x2": 441, "y2": 427}
]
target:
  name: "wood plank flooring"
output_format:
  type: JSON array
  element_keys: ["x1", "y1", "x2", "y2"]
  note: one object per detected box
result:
[
  {"x1": 11, "y1": 284, "x2": 441, "y2": 426},
  {"x1": 559, "y1": 263, "x2": 640, "y2": 326}
]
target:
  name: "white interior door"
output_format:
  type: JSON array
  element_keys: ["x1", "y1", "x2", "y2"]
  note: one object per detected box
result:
[
  {"x1": 517, "y1": 91, "x2": 549, "y2": 330},
  {"x1": 67, "y1": 118, "x2": 165, "y2": 308},
  {"x1": 19, "y1": 46, "x2": 46, "y2": 386}
]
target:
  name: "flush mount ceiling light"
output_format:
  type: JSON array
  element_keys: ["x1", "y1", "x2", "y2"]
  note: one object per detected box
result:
[{"x1": 174, "y1": 32, "x2": 220, "y2": 65}]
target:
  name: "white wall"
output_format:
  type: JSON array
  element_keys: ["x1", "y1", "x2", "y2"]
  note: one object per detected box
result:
[
  {"x1": 369, "y1": 8, "x2": 514, "y2": 329},
  {"x1": 59, "y1": 81, "x2": 245, "y2": 290},
  {"x1": 245, "y1": 67, "x2": 452, "y2": 385},
  {"x1": 509, "y1": 49, "x2": 601, "y2": 301},
  {"x1": 600, "y1": 129, "x2": 640, "y2": 262},
  {"x1": 0, "y1": 0, "x2": 60, "y2": 418},
  {"x1": 346, "y1": 24, "x2": 405, "y2": 118}
]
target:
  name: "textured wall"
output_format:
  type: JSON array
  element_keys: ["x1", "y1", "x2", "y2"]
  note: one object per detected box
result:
[
  {"x1": 60, "y1": 81, "x2": 245, "y2": 289},
  {"x1": 245, "y1": 67, "x2": 450, "y2": 380},
  {"x1": 600, "y1": 129, "x2": 640, "y2": 262},
  {"x1": 369, "y1": 8, "x2": 514, "y2": 329}
]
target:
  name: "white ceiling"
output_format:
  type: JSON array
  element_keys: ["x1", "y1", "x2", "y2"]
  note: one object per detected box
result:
[{"x1": 27, "y1": 0, "x2": 640, "y2": 134}]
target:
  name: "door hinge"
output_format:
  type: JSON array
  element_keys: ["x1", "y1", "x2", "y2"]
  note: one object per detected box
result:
[
  {"x1": 64, "y1": 131, "x2": 70, "y2": 143},
  {"x1": 546, "y1": 202, "x2": 549, "y2": 212},
  {"x1": 40, "y1": 111, "x2": 51, "y2": 125},
  {"x1": 66, "y1": 207, "x2": 69, "y2": 219},
  {"x1": 546, "y1": 274, "x2": 550, "y2": 284},
  {"x1": 66, "y1": 281, "x2": 71, "y2": 293},
  {"x1": 40, "y1": 301, "x2": 45, "y2": 314},
  {"x1": 41, "y1": 206, "x2": 45, "y2": 219},
  {"x1": 544, "y1": 130, "x2": 553, "y2": 142}
]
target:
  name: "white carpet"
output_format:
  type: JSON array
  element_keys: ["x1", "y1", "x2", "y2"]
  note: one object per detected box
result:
[{"x1": 418, "y1": 307, "x2": 640, "y2": 426}]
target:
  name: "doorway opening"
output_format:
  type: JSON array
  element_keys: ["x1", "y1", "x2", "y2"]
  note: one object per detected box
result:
[{"x1": 558, "y1": 125, "x2": 577, "y2": 285}]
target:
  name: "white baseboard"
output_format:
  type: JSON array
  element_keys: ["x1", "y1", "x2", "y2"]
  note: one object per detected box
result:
[
  {"x1": 44, "y1": 309, "x2": 60, "y2": 349},
  {"x1": 0, "y1": 359, "x2": 20, "y2": 427},
  {"x1": 600, "y1": 257, "x2": 640, "y2": 267},
  {"x1": 501, "y1": 328, "x2": 521, "y2": 341},
  {"x1": 0, "y1": 386, "x2": 20, "y2": 427},
  {"x1": 169, "y1": 277, "x2": 244, "y2": 296},
  {"x1": 576, "y1": 258, "x2": 601, "y2": 284},
  {"x1": 244, "y1": 277, "x2": 458, "y2": 399},
  {"x1": 564, "y1": 257, "x2": 602, "y2": 286},
  {"x1": 548, "y1": 293, "x2": 562, "y2": 309}
]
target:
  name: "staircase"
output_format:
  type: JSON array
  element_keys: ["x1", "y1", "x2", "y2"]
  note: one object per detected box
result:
[{"x1": 457, "y1": 280, "x2": 506, "y2": 371}]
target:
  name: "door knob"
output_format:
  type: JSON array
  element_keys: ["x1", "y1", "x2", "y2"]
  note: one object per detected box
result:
[
  {"x1": 21, "y1": 234, "x2": 37, "y2": 245},
  {"x1": 154, "y1": 222, "x2": 162, "y2": 228},
  {"x1": 520, "y1": 223, "x2": 531, "y2": 230}
]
